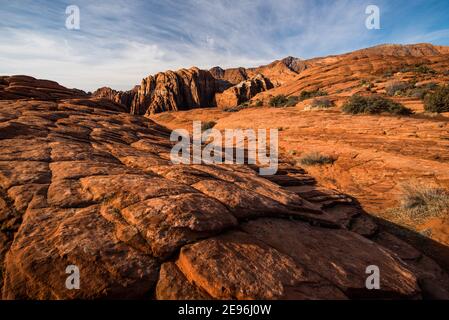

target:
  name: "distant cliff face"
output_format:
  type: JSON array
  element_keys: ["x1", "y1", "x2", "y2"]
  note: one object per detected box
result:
[
  {"x1": 93, "y1": 59, "x2": 303, "y2": 115},
  {"x1": 347, "y1": 43, "x2": 449, "y2": 58},
  {"x1": 93, "y1": 68, "x2": 220, "y2": 115},
  {"x1": 92, "y1": 87, "x2": 137, "y2": 113},
  {"x1": 127, "y1": 67, "x2": 218, "y2": 115}
]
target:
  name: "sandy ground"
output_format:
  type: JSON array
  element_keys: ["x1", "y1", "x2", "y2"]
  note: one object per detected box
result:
[{"x1": 150, "y1": 101, "x2": 449, "y2": 246}]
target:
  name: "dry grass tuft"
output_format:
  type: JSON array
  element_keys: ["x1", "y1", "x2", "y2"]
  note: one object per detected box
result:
[{"x1": 387, "y1": 183, "x2": 449, "y2": 226}]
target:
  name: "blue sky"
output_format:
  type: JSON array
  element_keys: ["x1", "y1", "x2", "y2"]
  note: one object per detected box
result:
[{"x1": 1, "y1": 0, "x2": 449, "y2": 91}]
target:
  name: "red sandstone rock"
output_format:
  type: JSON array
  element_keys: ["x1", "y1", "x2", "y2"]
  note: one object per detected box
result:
[
  {"x1": 0, "y1": 75, "x2": 87, "y2": 101},
  {"x1": 215, "y1": 74, "x2": 273, "y2": 108}
]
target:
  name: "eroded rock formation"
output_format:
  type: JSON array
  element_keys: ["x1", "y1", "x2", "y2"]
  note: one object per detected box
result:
[
  {"x1": 92, "y1": 86, "x2": 137, "y2": 112},
  {"x1": 128, "y1": 67, "x2": 218, "y2": 115},
  {"x1": 209, "y1": 66, "x2": 248, "y2": 85},
  {"x1": 91, "y1": 56, "x2": 306, "y2": 115}
]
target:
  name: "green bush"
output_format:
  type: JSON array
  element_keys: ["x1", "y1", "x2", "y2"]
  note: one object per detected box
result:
[
  {"x1": 269, "y1": 90, "x2": 328, "y2": 107},
  {"x1": 223, "y1": 105, "x2": 243, "y2": 112},
  {"x1": 415, "y1": 64, "x2": 436, "y2": 74},
  {"x1": 388, "y1": 82, "x2": 438, "y2": 100},
  {"x1": 383, "y1": 70, "x2": 394, "y2": 78},
  {"x1": 385, "y1": 81, "x2": 413, "y2": 96},
  {"x1": 224, "y1": 101, "x2": 253, "y2": 112},
  {"x1": 285, "y1": 96, "x2": 300, "y2": 107},
  {"x1": 269, "y1": 95, "x2": 289, "y2": 107},
  {"x1": 400, "y1": 64, "x2": 436, "y2": 75},
  {"x1": 424, "y1": 85, "x2": 449, "y2": 113},
  {"x1": 269, "y1": 95, "x2": 300, "y2": 107},
  {"x1": 407, "y1": 88, "x2": 428, "y2": 100},
  {"x1": 305, "y1": 97, "x2": 334, "y2": 110},
  {"x1": 360, "y1": 80, "x2": 374, "y2": 90},
  {"x1": 299, "y1": 152, "x2": 335, "y2": 166},
  {"x1": 299, "y1": 89, "x2": 328, "y2": 101},
  {"x1": 342, "y1": 95, "x2": 413, "y2": 116}
]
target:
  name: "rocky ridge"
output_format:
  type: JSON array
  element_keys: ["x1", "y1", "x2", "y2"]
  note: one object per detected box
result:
[
  {"x1": 0, "y1": 75, "x2": 87, "y2": 101},
  {"x1": 93, "y1": 55, "x2": 305, "y2": 115}
]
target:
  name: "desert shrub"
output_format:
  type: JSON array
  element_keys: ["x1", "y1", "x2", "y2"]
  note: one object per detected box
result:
[
  {"x1": 389, "y1": 82, "x2": 439, "y2": 100},
  {"x1": 420, "y1": 82, "x2": 439, "y2": 90},
  {"x1": 385, "y1": 81, "x2": 413, "y2": 96},
  {"x1": 401, "y1": 64, "x2": 436, "y2": 75},
  {"x1": 387, "y1": 184, "x2": 449, "y2": 225},
  {"x1": 405, "y1": 83, "x2": 437, "y2": 100},
  {"x1": 342, "y1": 95, "x2": 413, "y2": 116},
  {"x1": 269, "y1": 91, "x2": 328, "y2": 107},
  {"x1": 201, "y1": 121, "x2": 216, "y2": 131},
  {"x1": 424, "y1": 85, "x2": 449, "y2": 113},
  {"x1": 415, "y1": 64, "x2": 436, "y2": 74},
  {"x1": 299, "y1": 152, "x2": 335, "y2": 166},
  {"x1": 383, "y1": 70, "x2": 394, "y2": 78},
  {"x1": 305, "y1": 97, "x2": 334, "y2": 110},
  {"x1": 360, "y1": 80, "x2": 374, "y2": 90},
  {"x1": 299, "y1": 89, "x2": 328, "y2": 101},
  {"x1": 223, "y1": 105, "x2": 243, "y2": 112},
  {"x1": 269, "y1": 95, "x2": 288, "y2": 107},
  {"x1": 285, "y1": 96, "x2": 300, "y2": 107},
  {"x1": 254, "y1": 100, "x2": 263, "y2": 107},
  {"x1": 407, "y1": 88, "x2": 428, "y2": 100},
  {"x1": 224, "y1": 101, "x2": 252, "y2": 112},
  {"x1": 269, "y1": 95, "x2": 300, "y2": 107}
]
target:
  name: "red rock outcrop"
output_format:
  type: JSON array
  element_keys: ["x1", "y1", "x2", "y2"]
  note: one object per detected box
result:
[
  {"x1": 210, "y1": 56, "x2": 305, "y2": 88},
  {"x1": 0, "y1": 75, "x2": 87, "y2": 100},
  {"x1": 209, "y1": 66, "x2": 248, "y2": 85},
  {"x1": 128, "y1": 67, "x2": 218, "y2": 115},
  {"x1": 215, "y1": 74, "x2": 274, "y2": 108},
  {"x1": 92, "y1": 86, "x2": 137, "y2": 112},
  {"x1": 1, "y1": 85, "x2": 449, "y2": 299}
]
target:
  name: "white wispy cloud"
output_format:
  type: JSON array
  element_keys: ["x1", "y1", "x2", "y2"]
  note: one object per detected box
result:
[{"x1": 0, "y1": 0, "x2": 448, "y2": 91}]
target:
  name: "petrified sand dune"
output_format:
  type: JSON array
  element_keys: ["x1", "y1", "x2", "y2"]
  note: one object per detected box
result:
[
  {"x1": 215, "y1": 74, "x2": 274, "y2": 108},
  {"x1": 255, "y1": 43, "x2": 449, "y2": 101},
  {"x1": 1, "y1": 86, "x2": 449, "y2": 299}
]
